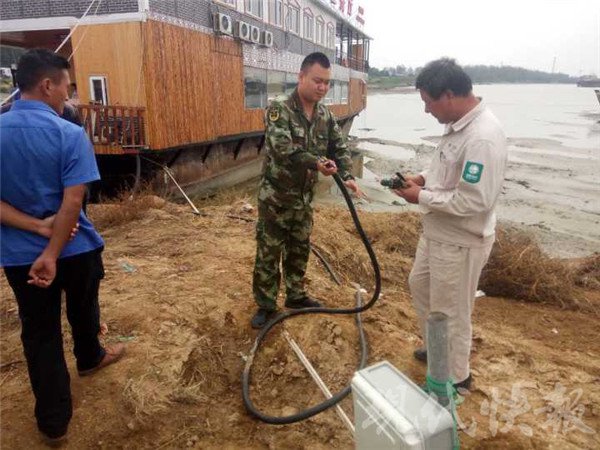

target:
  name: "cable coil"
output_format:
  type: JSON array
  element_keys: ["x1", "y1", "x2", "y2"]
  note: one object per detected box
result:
[{"x1": 242, "y1": 173, "x2": 382, "y2": 424}]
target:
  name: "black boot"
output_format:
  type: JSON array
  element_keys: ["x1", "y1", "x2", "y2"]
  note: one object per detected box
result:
[
  {"x1": 453, "y1": 374, "x2": 472, "y2": 391},
  {"x1": 251, "y1": 308, "x2": 278, "y2": 329},
  {"x1": 413, "y1": 347, "x2": 427, "y2": 362},
  {"x1": 284, "y1": 296, "x2": 322, "y2": 309}
]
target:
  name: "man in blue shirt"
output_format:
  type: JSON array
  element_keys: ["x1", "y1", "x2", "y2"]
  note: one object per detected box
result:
[{"x1": 0, "y1": 49, "x2": 124, "y2": 444}]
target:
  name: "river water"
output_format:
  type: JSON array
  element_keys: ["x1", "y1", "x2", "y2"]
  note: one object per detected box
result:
[{"x1": 318, "y1": 84, "x2": 600, "y2": 257}]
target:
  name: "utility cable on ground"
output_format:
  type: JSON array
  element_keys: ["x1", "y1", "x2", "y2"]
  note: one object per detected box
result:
[{"x1": 241, "y1": 173, "x2": 381, "y2": 424}]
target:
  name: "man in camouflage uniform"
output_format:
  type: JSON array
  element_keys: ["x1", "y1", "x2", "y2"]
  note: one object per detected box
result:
[{"x1": 251, "y1": 52, "x2": 362, "y2": 329}]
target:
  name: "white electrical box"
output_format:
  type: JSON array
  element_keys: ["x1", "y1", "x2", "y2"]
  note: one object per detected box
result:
[{"x1": 352, "y1": 361, "x2": 454, "y2": 450}]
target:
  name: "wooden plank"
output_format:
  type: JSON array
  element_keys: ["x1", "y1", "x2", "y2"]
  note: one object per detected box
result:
[
  {"x1": 93, "y1": 145, "x2": 126, "y2": 155},
  {"x1": 213, "y1": 37, "x2": 263, "y2": 137},
  {"x1": 76, "y1": 105, "x2": 146, "y2": 154},
  {"x1": 71, "y1": 22, "x2": 146, "y2": 107},
  {"x1": 329, "y1": 77, "x2": 367, "y2": 119},
  {"x1": 330, "y1": 104, "x2": 350, "y2": 118},
  {"x1": 143, "y1": 21, "x2": 214, "y2": 149},
  {"x1": 143, "y1": 20, "x2": 264, "y2": 150},
  {"x1": 349, "y1": 78, "x2": 363, "y2": 115}
]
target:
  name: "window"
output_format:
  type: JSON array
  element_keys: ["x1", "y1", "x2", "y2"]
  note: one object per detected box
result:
[
  {"x1": 303, "y1": 9, "x2": 314, "y2": 41},
  {"x1": 267, "y1": 71, "x2": 286, "y2": 101},
  {"x1": 341, "y1": 81, "x2": 348, "y2": 104},
  {"x1": 285, "y1": 72, "x2": 298, "y2": 94},
  {"x1": 89, "y1": 76, "x2": 108, "y2": 105},
  {"x1": 334, "y1": 80, "x2": 341, "y2": 104},
  {"x1": 315, "y1": 16, "x2": 325, "y2": 46},
  {"x1": 324, "y1": 79, "x2": 334, "y2": 105},
  {"x1": 269, "y1": 0, "x2": 283, "y2": 27},
  {"x1": 286, "y1": 1, "x2": 300, "y2": 34},
  {"x1": 327, "y1": 23, "x2": 335, "y2": 49},
  {"x1": 216, "y1": 0, "x2": 236, "y2": 7},
  {"x1": 244, "y1": 67, "x2": 267, "y2": 109},
  {"x1": 244, "y1": 0, "x2": 264, "y2": 19}
]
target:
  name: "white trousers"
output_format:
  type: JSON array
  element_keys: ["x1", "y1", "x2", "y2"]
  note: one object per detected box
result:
[{"x1": 409, "y1": 236, "x2": 494, "y2": 383}]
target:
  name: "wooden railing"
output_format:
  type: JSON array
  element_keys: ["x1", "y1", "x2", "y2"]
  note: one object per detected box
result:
[
  {"x1": 335, "y1": 53, "x2": 368, "y2": 72},
  {"x1": 77, "y1": 105, "x2": 147, "y2": 152}
]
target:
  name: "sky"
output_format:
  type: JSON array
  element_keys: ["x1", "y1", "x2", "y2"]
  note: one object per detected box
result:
[{"x1": 362, "y1": 0, "x2": 600, "y2": 77}]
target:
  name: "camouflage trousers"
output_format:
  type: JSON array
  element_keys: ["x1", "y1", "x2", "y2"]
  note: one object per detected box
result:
[{"x1": 252, "y1": 201, "x2": 313, "y2": 311}]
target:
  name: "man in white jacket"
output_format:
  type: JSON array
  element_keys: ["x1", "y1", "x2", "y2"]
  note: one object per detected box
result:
[{"x1": 395, "y1": 58, "x2": 507, "y2": 391}]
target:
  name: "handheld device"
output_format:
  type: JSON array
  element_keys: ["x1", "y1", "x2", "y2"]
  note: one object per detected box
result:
[{"x1": 380, "y1": 172, "x2": 407, "y2": 189}]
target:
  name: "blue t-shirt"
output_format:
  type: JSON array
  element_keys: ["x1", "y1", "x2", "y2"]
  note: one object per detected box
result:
[{"x1": 0, "y1": 100, "x2": 104, "y2": 267}]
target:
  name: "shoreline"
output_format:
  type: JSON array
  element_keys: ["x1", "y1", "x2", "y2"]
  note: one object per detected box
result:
[
  {"x1": 366, "y1": 85, "x2": 415, "y2": 95},
  {"x1": 315, "y1": 136, "x2": 600, "y2": 259}
]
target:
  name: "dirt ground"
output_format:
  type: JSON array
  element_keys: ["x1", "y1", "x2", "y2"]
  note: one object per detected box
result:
[{"x1": 1, "y1": 197, "x2": 599, "y2": 449}]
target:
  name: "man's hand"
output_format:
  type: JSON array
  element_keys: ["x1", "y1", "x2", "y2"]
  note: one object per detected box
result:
[
  {"x1": 27, "y1": 253, "x2": 57, "y2": 288},
  {"x1": 405, "y1": 174, "x2": 425, "y2": 187},
  {"x1": 316, "y1": 159, "x2": 338, "y2": 176},
  {"x1": 344, "y1": 179, "x2": 367, "y2": 199},
  {"x1": 393, "y1": 179, "x2": 422, "y2": 204},
  {"x1": 38, "y1": 215, "x2": 80, "y2": 240}
]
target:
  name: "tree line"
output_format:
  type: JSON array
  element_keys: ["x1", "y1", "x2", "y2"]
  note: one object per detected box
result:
[{"x1": 369, "y1": 64, "x2": 577, "y2": 85}]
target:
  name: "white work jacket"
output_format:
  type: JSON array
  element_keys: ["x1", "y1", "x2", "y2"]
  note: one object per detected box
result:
[{"x1": 418, "y1": 100, "x2": 508, "y2": 247}]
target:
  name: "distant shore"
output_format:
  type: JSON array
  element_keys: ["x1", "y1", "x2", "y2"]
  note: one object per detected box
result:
[{"x1": 367, "y1": 85, "x2": 415, "y2": 94}]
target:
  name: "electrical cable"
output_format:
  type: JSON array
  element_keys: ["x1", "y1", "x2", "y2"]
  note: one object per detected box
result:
[{"x1": 241, "y1": 173, "x2": 381, "y2": 424}]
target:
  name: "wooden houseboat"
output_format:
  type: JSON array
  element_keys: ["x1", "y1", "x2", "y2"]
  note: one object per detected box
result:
[{"x1": 0, "y1": 0, "x2": 371, "y2": 196}]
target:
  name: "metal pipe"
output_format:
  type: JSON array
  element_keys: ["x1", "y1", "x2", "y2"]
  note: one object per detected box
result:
[
  {"x1": 161, "y1": 166, "x2": 203, "y2": 215},
  {"x1": 426, "y1": 312, "x2": 450, "y2": 406},
  {"x1": 140, "y1": 156, "x2": 202, "y2": 215},
  {"x1": 283, "y1": 330, "x2": 355, "y2": 436}
]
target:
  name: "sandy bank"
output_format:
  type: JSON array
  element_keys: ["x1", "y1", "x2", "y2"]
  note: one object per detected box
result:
[
  {"x1": 1, "y1": 197, "x2": 598, "y2": 449},
  {"x1": 333, "y1": 137, "x2": 600, "y2": 258}
]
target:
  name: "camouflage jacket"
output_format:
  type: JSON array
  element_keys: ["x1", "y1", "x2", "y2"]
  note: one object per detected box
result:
[{"x1": 258, "y1": 89, "x2": 353, "y2": 210}]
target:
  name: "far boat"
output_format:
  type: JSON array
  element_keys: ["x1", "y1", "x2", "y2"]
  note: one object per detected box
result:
[{"x1": 577, "y1": 76, "x2": 600, "y2": 87}]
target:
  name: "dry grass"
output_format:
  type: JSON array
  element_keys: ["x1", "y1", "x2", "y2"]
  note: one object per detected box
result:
[
  {"x1": 572, "y1": 253, "x2": 600, "y2": 290},
  {"x1": 122, "y1": 347, "x2": 212, "y2": 425},
  {"x1": 88, "y1": 187, "x2": 166, "y2": 231},
  {"x1": 122, "y1": 374, "x2": 173, "y2": 425},
  {"x1": 193, "y1": 177, "x2": 260, "y2": 208},
  {"x1": 91, "y1": 184, "x2": 593, "y2": 312},
  {"x1": 480, "y1": 227, "x2": 580, "y2": 308},
  {"x1": 312, "y1": 208, "x2": 421, "y2": 285},
  {"x1": 179, "y1": 336, "x2": 229, "y2": 394}
]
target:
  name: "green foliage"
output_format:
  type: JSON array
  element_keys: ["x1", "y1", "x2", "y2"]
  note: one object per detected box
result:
[
  {"x1": 368, "y1": 75, "x2": 415, "y2": 89},
  {"x1": 368, "y1": 64, "x2": 576, "y2": 89},
  {"x1": 0, "y1": 78, "x2": 13, "y2": 94},
  {"x1": 464, "y1": 65, "x2": 575, "y2": 83}
]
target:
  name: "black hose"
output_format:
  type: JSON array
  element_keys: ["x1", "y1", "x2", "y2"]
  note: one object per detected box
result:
[{"x1": 241, "y1": 173, "x2": 381, "y2": 424}]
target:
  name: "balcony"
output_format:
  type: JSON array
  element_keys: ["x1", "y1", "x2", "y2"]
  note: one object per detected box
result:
[
  {"x1": 337, "y1": 54, "x2": 368, "y2": 72},
  {"x1": 77, "y1": 105, "x2": 147, "y2": 154}
]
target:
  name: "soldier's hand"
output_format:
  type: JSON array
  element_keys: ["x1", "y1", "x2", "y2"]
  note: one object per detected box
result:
[
  {"x1": 316, "y1": 159, "x2": 338, "y2": 176},
  {"x1": 344, "y1": 179, "x2": 367, "y2": 199}
]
